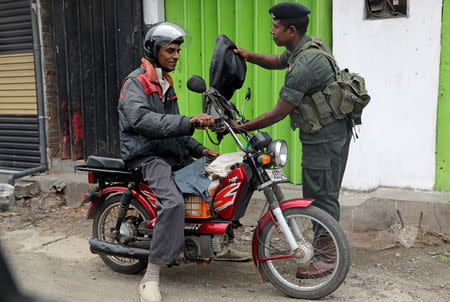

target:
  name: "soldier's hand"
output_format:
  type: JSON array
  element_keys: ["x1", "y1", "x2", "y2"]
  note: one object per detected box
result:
[
  {"x1": 229, "y1": 119, "x2": 245, "y2": 134},
  {"x1": 190, "y1": 113, "x2": 215, "y2": 129},
  {"x1": 201, "y1": 148, "x2": 220, "y2": 159},
  {"x1": 233, "y1": 47, "x2": 251, "y2": 61}
]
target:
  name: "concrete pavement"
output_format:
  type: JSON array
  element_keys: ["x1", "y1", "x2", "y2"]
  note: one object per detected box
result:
[{"x1": 250, "y1": 183, "x2": 450, "y2": 234}]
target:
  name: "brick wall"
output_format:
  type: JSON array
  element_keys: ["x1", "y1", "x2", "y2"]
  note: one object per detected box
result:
[{"x1": 39, "y1": 0, "x2": 60, "y2": 160}]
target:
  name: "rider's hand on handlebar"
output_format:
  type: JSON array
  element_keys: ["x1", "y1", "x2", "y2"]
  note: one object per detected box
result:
[
  {"x1": 190, "y1": 113, "x2": 215, "y2": 130},
  {"x1": 201, "y1": 148, "x2": 220, "y2": 159}
]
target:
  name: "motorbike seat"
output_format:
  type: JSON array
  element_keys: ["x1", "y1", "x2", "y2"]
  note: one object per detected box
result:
[{"x1": 86, "y1": 155, "x2": 125, "y2": 170}]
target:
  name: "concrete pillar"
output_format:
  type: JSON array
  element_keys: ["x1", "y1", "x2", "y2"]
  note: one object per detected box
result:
[{"x1": 143, "y1": 0, "x2": 165, "y2": 25}]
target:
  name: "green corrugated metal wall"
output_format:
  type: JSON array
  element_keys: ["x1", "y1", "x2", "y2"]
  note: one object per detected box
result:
[
  {"x1": 436, "y1": 0, "x2": 450, "y2": 191},
  {"x1": 166, "y1": 0, "x2": 332, "y2": 184}
]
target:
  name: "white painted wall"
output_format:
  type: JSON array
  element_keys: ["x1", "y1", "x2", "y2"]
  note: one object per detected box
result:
[{"x1": 333, "y1": 0, "x2": 442, "y2": 190}]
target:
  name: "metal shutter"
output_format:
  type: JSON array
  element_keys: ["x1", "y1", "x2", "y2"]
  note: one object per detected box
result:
[{"x1": 0, "y1": 0, "x2": 39, "y2": 170}]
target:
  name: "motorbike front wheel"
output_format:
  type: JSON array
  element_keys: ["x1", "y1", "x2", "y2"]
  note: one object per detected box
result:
[
  {"x1": 92, "y1": 194, "x2": 150, "y2": 274},
  {"x1": 257, "y1": 205, "x2": 350, "y2": 300}
]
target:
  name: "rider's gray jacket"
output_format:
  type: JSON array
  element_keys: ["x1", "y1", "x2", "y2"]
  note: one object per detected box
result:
[{"x1": 119, "y1": 58, "x2": 205, "y2": 170}]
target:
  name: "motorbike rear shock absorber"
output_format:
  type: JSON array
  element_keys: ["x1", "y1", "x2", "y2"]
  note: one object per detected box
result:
[{"x1": 112, "y1": 182, "x2": 135, "y2": 239}]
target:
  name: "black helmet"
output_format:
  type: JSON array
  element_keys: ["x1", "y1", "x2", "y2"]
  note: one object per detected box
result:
[{"x1": 143, "y1": 22, "x2": 192, "y2": 62}]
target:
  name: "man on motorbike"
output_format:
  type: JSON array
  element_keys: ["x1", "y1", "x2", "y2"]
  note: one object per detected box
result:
[
  {"x1": 118, "y1": 22, "x2": 219, "y2": 302},
  {"x1": 232, "y1": 2, "x2": 352, "y2": 278}
]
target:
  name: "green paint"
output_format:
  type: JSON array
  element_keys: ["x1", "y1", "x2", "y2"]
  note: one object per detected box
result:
[
  {"x1": 165, "y1": 0, "x2": 332, "y2": 184},
  {"x1": 436, "y1": 0, "x2": 450, "y2": 191}
]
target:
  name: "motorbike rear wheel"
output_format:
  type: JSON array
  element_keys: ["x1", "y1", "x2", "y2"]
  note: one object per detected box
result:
[
  {"x1": 93, "y1": 194, "x2": 150, "y2": 274},
  {"x1": 257, "y1": 205, "x2": 350, "y2": 300}
]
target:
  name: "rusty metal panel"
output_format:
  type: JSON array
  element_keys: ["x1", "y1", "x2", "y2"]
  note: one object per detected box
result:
[{"x1": 166, "y1": 0, "x2": 332, "y2": 184}]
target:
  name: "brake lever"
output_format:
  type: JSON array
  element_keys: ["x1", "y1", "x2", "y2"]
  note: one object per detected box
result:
[{"x1": 236, "y1": 119, "x2": 248, "y2": 125}]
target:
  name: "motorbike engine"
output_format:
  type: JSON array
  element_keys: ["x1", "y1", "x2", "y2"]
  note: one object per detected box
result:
[{"x1": 183, "y1": 234, "x2": 225, "y2": 261}]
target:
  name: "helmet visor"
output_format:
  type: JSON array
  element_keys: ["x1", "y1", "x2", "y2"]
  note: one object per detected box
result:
[{"x1": 148, "y1": 22, "x2": 192, "y2": 48}]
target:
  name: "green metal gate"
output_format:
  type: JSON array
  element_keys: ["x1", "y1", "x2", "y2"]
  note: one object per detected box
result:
[
  {"x1": 166, "y1": 0, "x2": 332, "y2": 184},
  {"x1": 436, "y1": 0, "x2": 450, "y2": 191}
]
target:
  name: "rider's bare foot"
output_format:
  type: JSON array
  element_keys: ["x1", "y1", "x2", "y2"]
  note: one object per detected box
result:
[{"x1": 195, "y1": 257, "x2": 214, "y2": 266}]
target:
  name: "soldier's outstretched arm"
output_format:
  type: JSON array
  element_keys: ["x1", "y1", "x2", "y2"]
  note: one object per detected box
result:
[
  {"x1": 231, "y1": 97, "x2": 295, "y2": 132},
  {"x1": 234, "y1": 47, "x2": 285, "y2": 70}
]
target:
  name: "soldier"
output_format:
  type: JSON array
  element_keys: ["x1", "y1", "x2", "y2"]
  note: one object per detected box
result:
[{"x1": 233, "y1": 2, "x2": 352, "y2": 278}]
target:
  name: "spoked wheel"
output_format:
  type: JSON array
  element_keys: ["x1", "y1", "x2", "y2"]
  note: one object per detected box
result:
[
  {"x1": 93, "y1": 194, "x2": 151, "y2": 274},
  {"x1": 257, "y1": 206, "x2": 350, "y2": 300}
]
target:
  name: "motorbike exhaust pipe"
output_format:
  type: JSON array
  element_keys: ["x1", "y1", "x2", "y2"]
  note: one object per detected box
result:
[{"x1": 89, "y1": 238, "x2": 149, "y2": 260}]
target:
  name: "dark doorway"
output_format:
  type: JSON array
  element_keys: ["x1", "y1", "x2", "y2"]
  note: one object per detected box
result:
[{"x1": 53, "y1": 0, "x2": 143, "y2": 160}]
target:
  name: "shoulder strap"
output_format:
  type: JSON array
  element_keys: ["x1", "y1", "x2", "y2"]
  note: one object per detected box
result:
[{"x1": 293, "y1": 37, "x2": 340, "y2": 76}]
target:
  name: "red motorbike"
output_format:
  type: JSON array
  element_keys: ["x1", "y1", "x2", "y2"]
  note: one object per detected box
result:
[{"x1": 75, "y1": 76, "x2": 350, "y2": 300}]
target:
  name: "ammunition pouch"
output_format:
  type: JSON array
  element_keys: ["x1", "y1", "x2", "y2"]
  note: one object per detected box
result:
[
  {"x1": 339, "y1": 70, "x2": 371, "y2": 124},
  {"x1": 290, "y1": 81, "x2": 364, "y2": 134},
  {"x1": 290, "y1": 37, "x2": 371, "y2": 134}
]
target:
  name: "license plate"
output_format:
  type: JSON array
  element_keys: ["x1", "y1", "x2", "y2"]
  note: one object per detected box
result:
[{"x1": 266, "y1": 168, "x2": 287, "y2": 182}]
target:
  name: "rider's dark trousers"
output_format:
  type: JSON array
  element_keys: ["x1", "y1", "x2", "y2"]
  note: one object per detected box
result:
[
  {"x1": 301, "y1": 128, "x2": 351, "y2": 231},
  {"x1": 141, "y1": 159, "x2": 185, "y2": 265}
]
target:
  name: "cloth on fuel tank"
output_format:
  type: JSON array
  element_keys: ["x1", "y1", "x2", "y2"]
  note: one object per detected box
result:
[
  {"x1": 171, "y1": 153, "x2": 246, "y2": 203},
  {"x1": 171, "y1": 156, "x2": 212, "y2": 202}
]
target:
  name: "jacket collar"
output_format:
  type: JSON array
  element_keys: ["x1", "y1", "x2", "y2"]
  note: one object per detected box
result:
[{"x1": 140, "y1": 57, "x2": 174, "y2": 87}]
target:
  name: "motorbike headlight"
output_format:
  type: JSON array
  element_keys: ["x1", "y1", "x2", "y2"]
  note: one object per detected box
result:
[{"x1": 267, "y1": 139, "x2": 288, "y2": 167}]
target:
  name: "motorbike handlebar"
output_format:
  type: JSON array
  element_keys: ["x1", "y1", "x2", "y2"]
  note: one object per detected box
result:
[
  {"x1": 192, "y1": 118, "x2": 224, "y2": 129},
  {"x1": 222, "y1": 120, "x2": 248, "y2": 152}
]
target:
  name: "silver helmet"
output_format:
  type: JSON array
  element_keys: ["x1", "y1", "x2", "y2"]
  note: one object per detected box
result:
[{"x1": 143, "y1": 22, "x2": 192, "y2": 62}]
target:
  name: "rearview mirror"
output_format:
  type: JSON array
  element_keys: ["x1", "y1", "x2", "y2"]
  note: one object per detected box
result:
[
  {"x1": 187, "y1": 75, "x2": 206, "y2": 93},
  {"x1": 246, "y1": 88, "x2": 251, "y2": 100}
]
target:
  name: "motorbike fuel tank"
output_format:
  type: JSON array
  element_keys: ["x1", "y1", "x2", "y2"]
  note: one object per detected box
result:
[{"x1": 212, "y1": 166, "x2": 247, "y2": 219}]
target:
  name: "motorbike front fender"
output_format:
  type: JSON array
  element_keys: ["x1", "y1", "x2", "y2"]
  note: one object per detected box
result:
[
  {"x1": 251, "y1": 198, "x2": 313, "y2": 266},
  {"x1": 86, "y1": 186, "x2": 155, "y2": 219}
]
